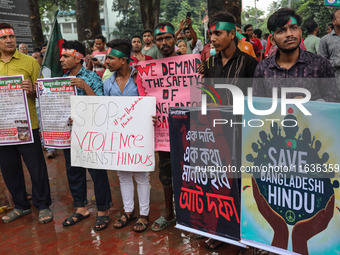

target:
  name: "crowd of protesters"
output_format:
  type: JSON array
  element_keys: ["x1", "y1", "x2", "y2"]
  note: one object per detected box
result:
[{"x1": 1, "y1": 6, "x2": 340, "y2": 254}]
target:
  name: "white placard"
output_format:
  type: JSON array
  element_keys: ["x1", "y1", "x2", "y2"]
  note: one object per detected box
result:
[{"x1": 71, "y1": 96, "x2": 156, "y2": 171}]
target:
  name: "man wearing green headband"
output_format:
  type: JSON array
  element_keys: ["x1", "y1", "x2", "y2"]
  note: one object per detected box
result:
[
  {"x1": 154, "y1": 22, "x2": 177, "y2": 58},
  {"x1": 151, "y1": 22, "x2": 177, "y2": 232},
  {"x1": 104, "y1": 39, "x2": 152, "y2": 233},
  {"x1": 253, "y1": 9, "x2": 339, "y2": 254},
  {"x1": 204, "y1": 12, "x2": 258, "y2": 88},
  {"x1": 253, "y1": 8, "x2": 339, "y2": 102},
  {"x1": 203, "y1": 11, "x2": 258, "y2": 251}
]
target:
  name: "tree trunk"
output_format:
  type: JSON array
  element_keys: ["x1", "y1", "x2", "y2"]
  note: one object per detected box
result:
[
  {"x1": 76, "y1": 0, "x2": 102, "y2": 42},
  {"x1": 27, "y1": 0, "x2": 44, "y2": 48},
  {"x1": 139, "y1": 0, "x2": 161, "y2": 30},
  {"x1": 208, "y1": 0, "x2": 242, "y2": 25}
]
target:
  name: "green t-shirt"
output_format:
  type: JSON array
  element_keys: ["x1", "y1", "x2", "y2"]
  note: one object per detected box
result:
[
  {"x1": 304, "y1": 35, "x2": 320, "y2": 54},
  {"x1": 141, "y1": 44, "x2": 162, "y2": 59}
]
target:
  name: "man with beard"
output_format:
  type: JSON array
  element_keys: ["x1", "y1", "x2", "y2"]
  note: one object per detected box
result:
[
  {"x1": 141, "y1": 29, "x2": 162, "y2": 59},
  {"x1": 130, "y1": 35, "x2": 153, "y2": 66},
  {"x1": 253, "y1": 8, "x2": 339, "y2": 102},
  {"x1": 150, "y1": 22, "x2": 177, "y2": 232}
]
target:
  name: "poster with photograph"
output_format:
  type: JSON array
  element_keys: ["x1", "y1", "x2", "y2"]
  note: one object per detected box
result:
[
  {"x1": 37, "y1": 77, "x2": 76, "y2": 148},
  {"x1": 0, "y1": 75, "x2": 33, "y2": 145}
]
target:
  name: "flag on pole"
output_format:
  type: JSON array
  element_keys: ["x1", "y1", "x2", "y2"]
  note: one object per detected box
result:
[{"x1": 40, "y1": 10, "x2": 64, "y2": 78}]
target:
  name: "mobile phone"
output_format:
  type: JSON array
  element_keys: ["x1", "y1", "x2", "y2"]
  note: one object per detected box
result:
[
  {"x1": 186, "y1": 12, "x2": 191, "y2": 18},
  {"x1": 91, "y1": 57, "x2": 98, "y2": 61}
]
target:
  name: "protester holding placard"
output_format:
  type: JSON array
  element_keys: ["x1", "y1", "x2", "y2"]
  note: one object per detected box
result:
[
  {"x1": 0, "y1": 22, "x2": 53, "y2": 224},
  {"x1": 150, "y1": 22, "x2": 178, "y2": 232},
  {"x1": 104, "y1": 38, "x2": 151, "y2": 232},
  {"x1": 60, "y1": 40, "x2": 112, "y2": 231}
]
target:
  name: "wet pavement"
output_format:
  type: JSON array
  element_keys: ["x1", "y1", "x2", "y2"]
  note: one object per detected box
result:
[{"x1": 0, "y1": 150, "x2": 245, "y2": 255}]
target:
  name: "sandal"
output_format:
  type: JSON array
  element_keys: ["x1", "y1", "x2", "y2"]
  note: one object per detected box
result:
[
  {"x1": 93, "y1": 215, "x2": 110, "y2": 231},
  {"x1": 62, "y1": 212, "x2": 90, "y2": 226},
  {"x1": 1, "y1": 208, "x2": 32, "y2": 223},
  {"x1": 151, "y1": 216, "x2": 175, "y2": 232},
  {"x1": 113, "y1": 212, "x2": 136, "y2": 229},
  {"x1": 133, "y1": 215, "x2": 149, "y2": 233},
  {"x1": 38, "y1": 208, "x2": 53, "y2": 224},
  {"x1": 205, "y1": 238, "x2": 224, "y2": 250}
]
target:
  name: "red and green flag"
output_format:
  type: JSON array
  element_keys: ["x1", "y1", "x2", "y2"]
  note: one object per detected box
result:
[{"x1": 40, "y1": 10, "x2": 64, "y2": 78}]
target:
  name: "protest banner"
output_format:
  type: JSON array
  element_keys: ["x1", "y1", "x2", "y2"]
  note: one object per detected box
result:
[
  {"x1": 71, "y1": 96, "x2": 156, "y2": 171},
  {"x1": 37, "y1": 77, "x2": 76, "y2": 149},
  {"x1": 0, "y1": 75, "x2": 33, "y2": 145},
  {"x1": 136, "y1": 54, "x2": 202, "y2": 151},
  {"x1": 241, "y1": 97, "x2": 340, "y2": 255},
  {"x1": 169, "y1": 107, "x2": 245, "y2": 246}
]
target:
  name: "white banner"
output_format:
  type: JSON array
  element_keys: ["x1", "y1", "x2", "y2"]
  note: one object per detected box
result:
[{"x1": 71, "y1": 96, "x2": 156, "y2": 171}]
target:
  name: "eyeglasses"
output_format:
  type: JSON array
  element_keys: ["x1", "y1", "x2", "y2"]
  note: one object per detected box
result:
[
  {"x1": 19, "y1": 47, "x2": 28, "y2": 50},
  {"x1": 246, "y1": 29, "x2": 253, "y2": 32}
]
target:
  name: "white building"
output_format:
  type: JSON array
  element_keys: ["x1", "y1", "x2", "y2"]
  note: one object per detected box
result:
[{"x1": 44, "y1": 0, "x2": 120, "y2": 42}]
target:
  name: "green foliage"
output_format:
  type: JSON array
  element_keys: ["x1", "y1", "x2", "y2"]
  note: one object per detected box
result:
[
  {"x1": 160, "y1": 0, "x2": 207, "y2": 42},
  {"x1": 111, "y1": 0, "x2": 144, "y2": 38},
  {"x1": 243, "y1": 0, "x2": 334, "y2": 38},
  {"x1": 241, "y1": 6, "x2": 267, "y2": 33},
  {"x1": 296, "y1": 0, "x2": 334, "y2": 38},
  {"x1": 39, "y1": 0, "x2": 75, "y2": 39}
]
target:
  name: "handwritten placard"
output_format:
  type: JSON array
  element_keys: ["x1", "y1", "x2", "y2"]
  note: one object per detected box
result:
[
  {"x1": 136, "y1": 54, "x2": 202, "y2": 151},
  {"x1": 70, "y1": 96, "x2": 156, "y2": 171}
]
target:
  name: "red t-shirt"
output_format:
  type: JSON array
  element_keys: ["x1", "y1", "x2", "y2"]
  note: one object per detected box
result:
[{"x1": 251, "y1": 38, "x2": 263, "y2": 51}]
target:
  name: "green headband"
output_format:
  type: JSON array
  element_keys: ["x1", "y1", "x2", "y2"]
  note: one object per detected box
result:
[
  {"x1": 154, "y1": 25, "x2": 175, "y2": 36},
  {"x1": 107, "y1": 48, "x2": 133, "y2": 63},
  {"x1": 270, "y1": 16, "x2": 298, "y2": 35},
  {"x1": 209, "y1": 22, "x2": 236, "y2": 32},
  {"x1": 236, "y1": 32, "x2": 246, "y2": 41}
]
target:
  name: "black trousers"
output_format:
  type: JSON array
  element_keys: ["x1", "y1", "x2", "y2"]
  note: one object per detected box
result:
[
  {"x1": 63, "y1": 149, "x2": 112, "y2": 211},
  {"x1": 158, "y1": 151, "x2": 172, "y2": 187},
  {"x1": 0, "y1": 129, "x2": 51, "y2": 210}
]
